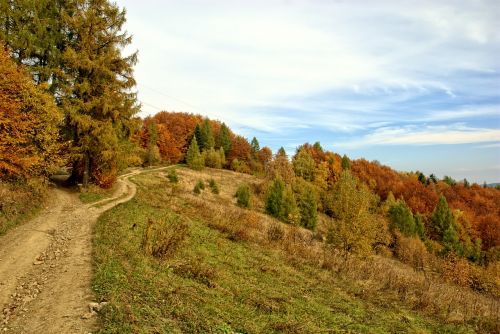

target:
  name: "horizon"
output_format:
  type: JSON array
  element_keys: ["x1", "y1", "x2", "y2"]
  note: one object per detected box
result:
[{"x1": 117, "y1": 0, "x2": 500, "y2": 183}]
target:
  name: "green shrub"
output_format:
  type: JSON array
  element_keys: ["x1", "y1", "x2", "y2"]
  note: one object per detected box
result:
[
  {"x1": 193, "y1": 180, "x2": 205, "y2": 194},
  {"x1": 209, "y1": 178, "x2": 219, "y2": 194},
  {"x1": 167, "y1": 169, "x2": 178, "y2": 183},
  {"x1": 235, "y1": 183, "x2": 251, "y2": 208},
  {"x1": 142, "y1": 216, "x2": 189, "y2": 259}
]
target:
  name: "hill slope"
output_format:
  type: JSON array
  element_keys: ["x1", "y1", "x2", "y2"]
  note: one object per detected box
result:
[{"x1": 92, "y1": 167, "x2": 498, "y2": 333}]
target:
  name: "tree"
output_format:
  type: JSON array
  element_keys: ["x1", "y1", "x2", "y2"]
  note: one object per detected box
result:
[
  {"x1": 194, "y1": 124, "x2": 204, "y2": 151},
  {"x1": 218, "y1": 122, "x2": 232, "y2": 156},
  {"x1": 388, "y1": 200, "x2": 416, "y2": 237},
  {"x1": 292, "y1": 148, "x2": 315, "y2": 182},
  {"x1": 0, "y1": 46, "x2": 63, "y2": 179},
  {"x1": 294, "y1": 179, "x2": 318, "y2": 230},
  {"x1": 341, "y1": 154, "x2": 350, "y2": 170},
  {"x1": 282, "y1": 185, "x2": 300, "y2": 224},
  {"x1": 186, "y1": 136, "x2": 203, "y2": 170},
  {"x1": 203, "y1": 147, "x2": 222, "y2": 169},
  {"x1": 327, "y1": 171, "x2": 376, "y2": 259},
  {"x1": 144, "y1": 119, "x2": 159, "y2": 166},
  {"x1": 431, "y1": 195, "x2": 455, "y2": 239},
  {"x1": 1, "y1": 0, "x2": 140, "y2": 187},
  {"x1": 277, "y1": 147, "x2": 287, "y2": 157},
  {"x1": 201, "y1": 118, "x2": 214, "y2": 150},
  {"x1": 417, "y1": 171, "x2": 426, "y2": 184},
  {"x1": 265, "y1": 177, "x2": 285, "y2": 219},
  {"x1": 250, "y1": 137, "x2": 260, "y2": 156},
  {"x1": 235, "y1": 183, "x2": 251, "y2": 208}
]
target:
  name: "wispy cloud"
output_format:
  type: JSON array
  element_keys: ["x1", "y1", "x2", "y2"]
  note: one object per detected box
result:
[{"x1": 336, "y1": 124, "x2": 500, "y2": 148}]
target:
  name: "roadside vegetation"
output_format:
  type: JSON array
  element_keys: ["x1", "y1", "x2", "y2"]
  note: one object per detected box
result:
[{"x1": 93, "y1": 169, "x2": 499, "y2": 333}]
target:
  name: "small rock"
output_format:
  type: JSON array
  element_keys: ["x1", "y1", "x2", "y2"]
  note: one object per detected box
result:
[
  {"x1": 33, "y1": 260, "x2": 44, "y2": 265},
  {"x1": 81, "y1": 311, "x2": 96, "y2": 319},
  {"x1": 88, "y1": 301, "x2": 108, "y2": 313}
]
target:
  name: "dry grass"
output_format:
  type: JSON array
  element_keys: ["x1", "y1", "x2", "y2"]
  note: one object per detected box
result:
[
  {"x1": 0, "y1": 179, "x2": 47, "y2": 235},
  {"x1": 163, "y1": 167, "x2": 500, "y2": 332}
]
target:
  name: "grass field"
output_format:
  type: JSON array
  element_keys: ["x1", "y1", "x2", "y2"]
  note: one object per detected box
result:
[{"x1": 92, "y1": 168, "x2": 497, "y2": 333}]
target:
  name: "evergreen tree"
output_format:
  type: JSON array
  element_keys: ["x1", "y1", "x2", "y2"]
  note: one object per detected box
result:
[
  {"x1": 463, "y1": 178, "x2": 470, "y2": 188},
  {"x1": 218, "y1": 122, "x2": 232, "y2": 156},
  {"x1": 1, "y1": 0, "x2": 139, "y2": 187},
  {"x1": 145, "y1": 120, "x2": 159, "y2": 166},
  {"x1": 265, "y1": 177, "x2": 285, "y2": 219},
  {"x1": 388, "y1": 200, "x2": 416, "y2": 236},
  {"x1": 341, "y1": 154, "x2": 350, "y2": 170},
  {"x1": 442, "y1": 224, "x2": 463, "y2": 255},
  {"x1": 313, "y1": 141, "x2": 323, "y2": 152},
  {"x1": 219, "y1": 147, "x2": 226, "y2": 166},
  {"x1": 414, "y1": 214, "x2": 426, "y2": 240},
  {"x1": 277, "y1": 147, "x2": 287, "y2": 158},
  {"x1": 235, "y1": 183, "x2": 251, "y2": 208},
  {"x1": 194, "y1": 124, "x2": 204, "y2": 151},
  {"x1": 431, "y1": 195, "x2": 455, "y2": 239},
  {"x1": 186, "y1": 136, "x2": 203, "y2": 170},
  {"x1": 417, "y1": 171, "x2": 426, "y2": 184},
  {"x1": 201, "y1": 118, "x2": 214, "y2": 150},
  {"x1": 295, "y1": 179, "x2": 318, "y2": 230},
  {"x1": 429, "y1": 173, "x2": 437, "y2": 184},
  {"x1": 282, "y1": 185, "x2": 300, "y2": 224},
  {"x1": 250, "y1": 137, "x2": 260, "y2": 156}
]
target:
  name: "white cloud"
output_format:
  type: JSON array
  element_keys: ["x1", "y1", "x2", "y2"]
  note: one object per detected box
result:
[{"x1": 336, "y1": 124, "x2": 500, "y2": 148}]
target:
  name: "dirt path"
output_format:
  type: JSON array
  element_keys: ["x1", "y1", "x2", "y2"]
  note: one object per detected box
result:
[{"x1": 0, "y1": 167, "x2": 168, "y2": 333}]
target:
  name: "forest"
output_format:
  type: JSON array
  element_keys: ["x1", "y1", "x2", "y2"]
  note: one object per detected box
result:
[{"x1": 0, "y1": 0, "x2": 499, "y2": 332}]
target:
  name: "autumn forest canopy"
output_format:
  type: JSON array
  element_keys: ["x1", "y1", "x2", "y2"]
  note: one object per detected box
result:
[{"x1": 0, "y1": 0, "x2": 499, "y2": 308}]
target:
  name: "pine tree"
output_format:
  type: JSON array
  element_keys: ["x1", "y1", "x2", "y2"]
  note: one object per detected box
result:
[
  {"x1": 388, "y1": 200, "x2": 416, "y2": 236},
  {"x1": 218, "y1": 122, "x2": 232, "y2": 156},
  {"x1": 432, "y1": 195, "x2": 454, "y2": 239},
  {"x1": 250, "y1": 137, "x2": 260, "y2": 156},
  {"x1": 294, "y1": 179, "x2": 318, "y2": 230},
  {"x1": 1, "y1": 0, "x2": 139, "y2": 187},
  {"x1": 201, "y1": 118, "x2": 214, "y2": 150},
  {"x1": 194, "y1": 124, "x2": 204, "y2": 151},
  {"x1": 277, "y1": 147, "x2": 287, "y2": 158},
  {"x1": 265, "y1": 177, "x2": 285, "y2": 219},
  {"x1": 341, "y1": 154, "x2": 350, "y2": 170},
  {"x1": 186, "y1": 136, "x2": 203, "y2": 170},
  {"x1": 282, "y1": 185, "x2": 300, "y2": 224}
]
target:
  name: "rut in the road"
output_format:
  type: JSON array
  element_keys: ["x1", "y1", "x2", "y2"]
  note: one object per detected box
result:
[{"x1": 0, "y1": 169, "x2": 148, "y2": 333}]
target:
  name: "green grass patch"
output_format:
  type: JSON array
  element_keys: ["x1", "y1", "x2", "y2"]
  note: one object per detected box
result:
[{"x1": 93, "y1": 172, "x2": 476, "y2": 333}]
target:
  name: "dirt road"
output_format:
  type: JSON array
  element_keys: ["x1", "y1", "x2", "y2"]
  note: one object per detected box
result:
[{"x1": 0, "y1": 168, "x2": 162, "y2": 333}]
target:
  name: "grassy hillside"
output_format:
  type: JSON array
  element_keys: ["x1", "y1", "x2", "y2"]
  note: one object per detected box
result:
[{"x1": 92, "y1": 167, "x2": 498, "y2": 333}]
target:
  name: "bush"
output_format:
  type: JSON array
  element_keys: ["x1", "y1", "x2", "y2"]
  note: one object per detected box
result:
[
  {"x1": 167, "y1": 169, "x2": 178, "y2": 183},
  {"x1": 235, "y1": 183, "x2": 251, "y2": 208},
  {"x1": 193, "y1": 180, "x2": 205, "y2": 194},
  {"x1": 267, "y1": 222, "x2": 285, "y2": 242},
  {"x1": 142, "y1": 216, "x2": 189, "y2": 259},
  {"x1": 394, "y1": 232, "x2": 428, "y2": 271},
  {"x1": 208, "y1": 178, "x2": 219, "y2": 194}
]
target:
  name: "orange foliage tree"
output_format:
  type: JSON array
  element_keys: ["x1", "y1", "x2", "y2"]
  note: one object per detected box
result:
[{"x1": 0, "y1": 46, "x2": 62, "y2": 180}]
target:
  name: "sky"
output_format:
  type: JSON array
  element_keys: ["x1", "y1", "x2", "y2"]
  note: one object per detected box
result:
[{"x1": 116, "y1": 0, "x2": 500, "y2": 183}]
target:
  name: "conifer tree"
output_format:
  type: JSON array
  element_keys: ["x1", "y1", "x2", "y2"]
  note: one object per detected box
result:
[
  {"x1": 265, "y1": 177, "x2": 285, "y2": 219},
  {"x1": 432, "y1": 195, "x2": 454, "y2": 239},
  {"x1": 201, "y1": 118, "x2": 214, "y2": 150},
  {"x1": 186, "y1": 136, "x2": 203, "y2": 170},
  {"x1": 341, "y1": 154, "x2": 350, "y2": 170},
  {"x1": 282, "y1": 185, "x2": 300, "y2": 224},
  {"x1": 218, "y1": 122, "x2": 232, "y2": 156},
  {"x1": 194, "y1": 124, "x2": 204, "y2": 151},
  {"x1": 294, "y1": 179, "x2": 318, "y2": 230},
  {"x1": 250, "y1": 137, "x2": 260, "y2": 156},
  {"x1": 388, "y1": 200, "x2": 416, "y2": 236}
]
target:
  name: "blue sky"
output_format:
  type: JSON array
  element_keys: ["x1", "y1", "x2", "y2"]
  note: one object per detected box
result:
[{"x1": 116, "y1": 0, "x2": 500, "y2": 183}]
